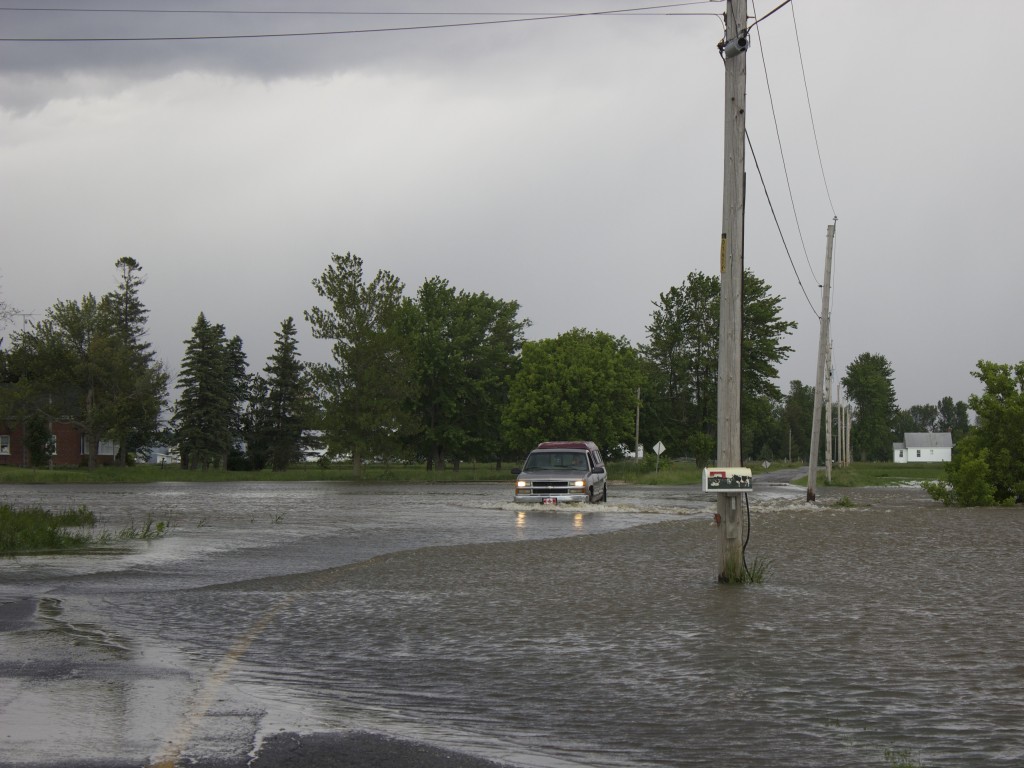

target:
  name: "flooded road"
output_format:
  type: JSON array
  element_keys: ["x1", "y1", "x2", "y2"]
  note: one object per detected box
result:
[{"x1": 1, "y1": 480, "x2": 1022, "y2": 767}]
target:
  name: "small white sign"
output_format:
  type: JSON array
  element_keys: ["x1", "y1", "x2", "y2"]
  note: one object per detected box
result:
[{"x1": 653, "y1": 441, "x2": 665, "y2": 456}]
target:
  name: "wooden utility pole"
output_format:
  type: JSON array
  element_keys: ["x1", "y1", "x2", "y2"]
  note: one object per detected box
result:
[
  {"x1": 635, "y1": 387, "x2": 641, "y2": 462},
  {"x1": 825, "y1": 341, "x2": 833, "y2": 483},
  {"x1": 716, "y1": 0, "x2": 748, "y2": 581},
  {"x1": 806, "y1": 222, "x2": 836, "y2": 501},
  {"x1": 835, "y1": 382, "x2": 843, "y2": 467}
]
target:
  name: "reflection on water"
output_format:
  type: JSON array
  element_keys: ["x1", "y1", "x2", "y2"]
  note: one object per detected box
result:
[{"x1": 2, "y1": 483, "x2": 1023, "y2": 767}]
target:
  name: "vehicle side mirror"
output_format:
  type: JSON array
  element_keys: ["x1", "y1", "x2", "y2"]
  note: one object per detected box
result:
[{"x1": 511, "y1": 468, "x2": 521, "y2": 475}]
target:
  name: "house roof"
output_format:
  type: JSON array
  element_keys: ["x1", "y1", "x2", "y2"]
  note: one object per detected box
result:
[{"x1": 903, "y1": 432, "x2": 953, "y2": 449}]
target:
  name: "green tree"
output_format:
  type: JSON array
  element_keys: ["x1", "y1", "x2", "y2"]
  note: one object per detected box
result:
[
  {"x1": 243, "y1": 374, "x2": 272, "y2": 471},
  {"x1": 780, "y1": 380, "x2": 816, "y2": 463},
  {"x1": 503, "y1": 328, "x2": 641, "y2": 456},
  {"x1": 305, "y1": 252, "x2": 413, "y2": 473},
  {"x1": 101, "y1": 257, "x2": 168, "y2": 464},
  {"x1": 172, "y1": 313, "x2": 248, "y2": 470},
  {"x1": 639, "y1": 269, "x2": 795, "y2": 464},
  {"x1": 407, "y1": 277, "x2": 528, "y2": 470},
  {"x1": 842, "y1": 352, "x2": 899, "y2": 461},
  {"x1": 7, "y1": 294, "x2": 126, "y2": 467},
  {"x1": 936, "y1": 395, "x2": 971, "y2": 442},
  {"x1": 260, "y1": 317, "x2": 310, "y2": 471},
  {"x1": 963, "y1": 361, "x2": 1024, "y2": 502},
  {"x1": 639, "y1": 272, "x2": 717, "y2": 460}
]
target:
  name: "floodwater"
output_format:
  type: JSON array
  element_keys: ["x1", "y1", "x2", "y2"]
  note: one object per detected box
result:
[{"x1": 1, "y1": 480, "x2": 1022, "y2": 767}]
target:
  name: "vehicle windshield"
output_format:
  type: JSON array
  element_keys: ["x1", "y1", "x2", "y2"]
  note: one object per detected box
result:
[{"x1": 523, "y1": 451, "x2": 589, "y2": 472}]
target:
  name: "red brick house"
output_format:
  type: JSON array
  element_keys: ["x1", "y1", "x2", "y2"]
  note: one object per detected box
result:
[{"x1": 0, "y1": 421, "x2": 118, "y2": 468}]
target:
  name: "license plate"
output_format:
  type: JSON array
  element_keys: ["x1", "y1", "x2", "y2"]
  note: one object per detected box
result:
[{"x1": 542, "y1": 497, "x2": 558, "y2": 505}]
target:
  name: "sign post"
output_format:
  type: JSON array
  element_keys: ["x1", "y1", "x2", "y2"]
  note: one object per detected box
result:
[{"x1": 653, "y1": 440, "x2": 665, "y2": 472}]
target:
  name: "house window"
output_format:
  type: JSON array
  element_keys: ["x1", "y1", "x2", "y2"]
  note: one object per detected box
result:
[
  {"x1": 79, "y1": 437, "x2": 118, "y2": 456},
  {"x1": 916, "y1": 450, "x2": 921, "y2": 458},
  {"x1": 898, "y1": 450, "x2": 904, "y2": 458},
  {"x1": 0, "y1": 435, "x2": 10, "y2": 455}
]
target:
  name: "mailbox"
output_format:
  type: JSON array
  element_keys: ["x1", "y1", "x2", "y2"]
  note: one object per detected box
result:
[{"x1": 702, "y1": 467, "x2": 752, "y2": 493}]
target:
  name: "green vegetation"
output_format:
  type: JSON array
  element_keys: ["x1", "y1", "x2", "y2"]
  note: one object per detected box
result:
[
  {"x1": 172, "y1": 312, "x2": 249, "y2": 470},
  {"x1": 639, "y1": 270, "x2": 795, "y2": 466},
  {"x1": 245, "y1": 316, "x2": 314, "y2": 471},
  {"x1": 718, "y1": 556, "x2": 772, "y2": 585},
  {"x1": 0, "y1": 253, "x2": 988, "y2": 484},
  {"x1": 0, "y1": 462, "x2": 518, "y2": 484},
  {"x1": 2, "y1": 258, "x2": 168, "y2": 468},
  {"x1": 824, "y1": 463, "x2": 945, "y2": 487},
  {"x1": 1, "y1": 503, "x2": 95, "y2": 553},
  {"x1": 1, "y1": 502, "x2": 168, "y2": 553},
  {"x1": 923, "y1": 360, "x2": 1024, "y2": 506},
  {"x1": 503, "y1": 329, "x2": 642, "y2": 456},
  {"x1": 842, "y1": 352, "x2": 899, "y2": 462}
]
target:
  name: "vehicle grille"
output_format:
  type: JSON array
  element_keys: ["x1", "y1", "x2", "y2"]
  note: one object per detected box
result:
[{"x1": 530, "y1": 482, "x2": 572, "y2": 493}]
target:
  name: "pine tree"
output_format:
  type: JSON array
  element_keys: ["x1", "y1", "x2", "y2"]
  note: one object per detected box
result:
[
  {"x1": 101, "y1": 257, "x2": 168, "y2": 464},
  {"x1": 262, "y1": 317, "x2": 309, "y2": 471},
  {"x1": 173, "y1": 313, "x2": 248, "y2": 469}
]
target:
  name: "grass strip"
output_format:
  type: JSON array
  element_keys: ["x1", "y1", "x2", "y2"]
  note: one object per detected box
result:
[{"x1": 0, "y1": 503, "x2": 96, "y2": 554}]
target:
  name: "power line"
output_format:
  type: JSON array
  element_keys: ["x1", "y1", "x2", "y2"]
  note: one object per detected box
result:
[
  {"x1": 745, "y1": 128, "x2": 819, "y2": 319},
  {"x1": 749, "y1": 2, "x2": 819, "y2": 287},
  {"x1": 0, "y1": 3, "x2": 725, "y2": 42},
  {"x1": 0, "y1": 2, "x2": 723, "y2": 14},
  {"x1": 790, "y1": 1, "x2": 837, "y2": 218}
]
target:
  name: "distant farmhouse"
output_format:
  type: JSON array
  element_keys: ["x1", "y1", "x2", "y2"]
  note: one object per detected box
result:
[
  {"x1": 893, "y1": 432, "x2": 953, "y2": 463},
  {"x1": 0, "y1": 421, "x2": 119, "y2": 468}
]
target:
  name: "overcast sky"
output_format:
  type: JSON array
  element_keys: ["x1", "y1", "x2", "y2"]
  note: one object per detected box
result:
[{"x1": 1, "y1": 0, "x2": 1020, "y2": 411}]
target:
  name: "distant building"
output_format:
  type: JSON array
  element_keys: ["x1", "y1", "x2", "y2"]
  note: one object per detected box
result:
[
  {"x1": 0, "y1": 421, "x2": 119, "y2": 468},
  {"x1": 893, "y1": 432, "x2": 953, "y2": 464}
]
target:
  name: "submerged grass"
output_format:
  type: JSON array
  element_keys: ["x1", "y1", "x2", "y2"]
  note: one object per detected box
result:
[
  {"x1": 0, "y1": 503, "x2": 96, "y2": 554},
  {"x1": 1, "y1": 503, "x2": 167, "y2": 554}
]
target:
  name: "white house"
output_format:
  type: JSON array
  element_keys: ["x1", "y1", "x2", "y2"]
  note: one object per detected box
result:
[{"x1": 893, "y1": 432, "x2": 953, "y2": 463}]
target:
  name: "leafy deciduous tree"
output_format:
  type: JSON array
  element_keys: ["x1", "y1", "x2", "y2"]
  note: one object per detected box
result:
[
  {"x1": 936, "y1": 396, "x2": 971, "y2": 443},
  {"x1": 407, "y1": 277, "x2": 527, "y2": 470},
  {"x1": 842, "y1": 352, "x2": 899, "y2": 462},
  {"x1": 639, "y1": 269, "x2": 795, "y2": 464},
  {"x1": 305, "y1": 252, "x2": 413, "y2": 473},
  {"x1": 503, "y1": 328, "x2": 641, "y2": 457}
]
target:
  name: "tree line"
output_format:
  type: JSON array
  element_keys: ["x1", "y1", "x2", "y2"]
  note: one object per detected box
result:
[{"x1": 0, "y1": 253, "x2": 992, "y2": 487}]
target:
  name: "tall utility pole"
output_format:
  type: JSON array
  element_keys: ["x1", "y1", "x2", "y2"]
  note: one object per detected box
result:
[
  {"x1": 836, "y1": 383, "x2": 846, "y2": 468},
  {"x1": 825, "y1": 342, "x2": 833, "y2": 483},
  {"x1": 635, "y1": 387, "x2": 641, "y2": 462},
  {"x1": 716, "y1": 0, "x2": 748, "y2": 581},
  {"x1": 807, "y1": 222, "x2": 836, "y2": 501}
]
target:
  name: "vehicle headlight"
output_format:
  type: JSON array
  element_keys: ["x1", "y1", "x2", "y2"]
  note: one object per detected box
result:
[
  {"x1": 517, "y1": 480, "x2": 529, "y2": 488},
  {"x1": 573, "y1": 480, "x2": 586, "y2": 488}
]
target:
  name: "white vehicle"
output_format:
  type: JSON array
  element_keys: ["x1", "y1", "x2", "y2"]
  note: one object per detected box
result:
[{"x1": 511, "y1": 441, "x2": 607, "y2": 504}]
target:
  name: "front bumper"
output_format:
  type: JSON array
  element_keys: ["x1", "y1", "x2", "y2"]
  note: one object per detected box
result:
[{"x1": 513, "y1": 492, "x2": 589, "y2": 503}]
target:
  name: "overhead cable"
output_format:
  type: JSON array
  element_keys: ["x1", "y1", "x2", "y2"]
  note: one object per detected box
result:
[
  {"x1": 0, "y1": 2, "x2": 725, "y2": 42},
  {"x1": 749, "y1": 2, "x2": 819, "y2": 286},
  {"x1": 745, "y1": 129, "x2": 820, "y2": 320},
  {"x1": 791, "y1": 2, "x2": 837, "y2": 218}
]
